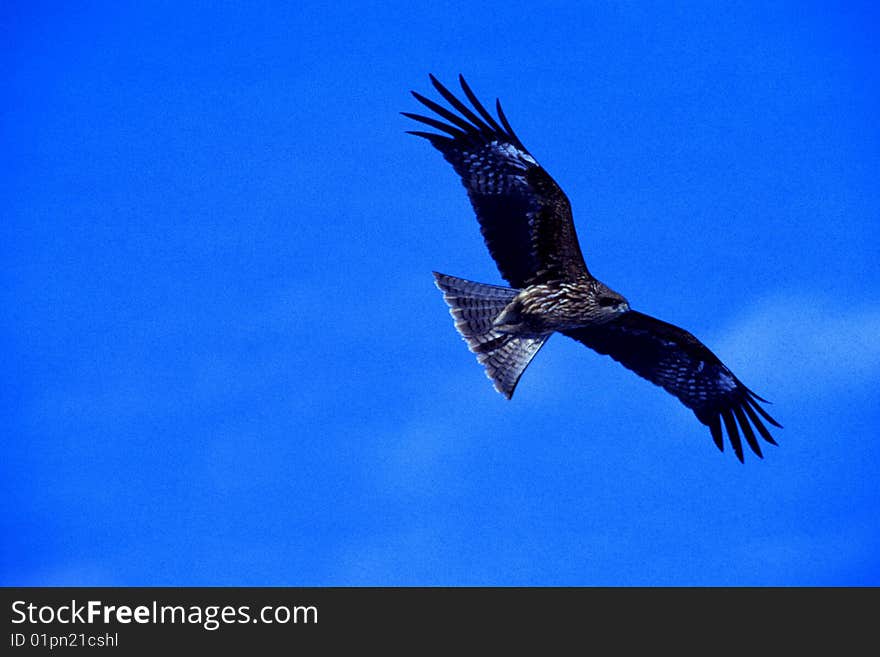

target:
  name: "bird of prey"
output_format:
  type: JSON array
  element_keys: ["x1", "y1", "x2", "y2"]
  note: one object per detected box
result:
[{"x1": 404, "y1": 75, "x2": 781, "y2": 462}]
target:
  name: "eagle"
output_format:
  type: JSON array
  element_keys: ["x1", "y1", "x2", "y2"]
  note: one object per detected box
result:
[{"x1": 404, "y1": 75, "x2": 781, "y2": 462}]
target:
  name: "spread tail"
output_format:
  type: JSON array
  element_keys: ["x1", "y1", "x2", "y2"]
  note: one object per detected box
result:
[{"x1": 433, "y1": 272, "x2": 550, "y2": 398}]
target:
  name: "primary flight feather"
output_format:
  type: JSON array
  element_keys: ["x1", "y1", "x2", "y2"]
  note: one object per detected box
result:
[{"x1": 405, "y1": 74, "x2": 781, "y2": 462}]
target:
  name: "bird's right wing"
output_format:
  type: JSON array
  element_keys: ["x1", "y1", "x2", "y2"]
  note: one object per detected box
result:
[
  {"x1": 404, "y1": 75, "x2": 590, "y2": 289},
  {"x1": 563, "y1": 311, "x2": 781, "y2": 462}
]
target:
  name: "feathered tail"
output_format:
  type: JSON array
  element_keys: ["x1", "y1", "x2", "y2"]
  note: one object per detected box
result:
[{"x1": 433, "y1": 272, "x2": 550, "y2": 398}]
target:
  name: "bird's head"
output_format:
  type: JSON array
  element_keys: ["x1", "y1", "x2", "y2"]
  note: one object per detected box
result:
[{"x1": 595, "y1": 283, "x2": 630, "y2": 316}]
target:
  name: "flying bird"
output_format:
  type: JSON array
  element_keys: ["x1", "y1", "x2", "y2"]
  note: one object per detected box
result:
[{"x1": 404, "y1": 74, "x2": 781, "y2": 462}]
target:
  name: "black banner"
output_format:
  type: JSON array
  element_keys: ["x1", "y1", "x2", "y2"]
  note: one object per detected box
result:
[{"x1": 1, "y1": 587, "x2": 872, "y2": 651}]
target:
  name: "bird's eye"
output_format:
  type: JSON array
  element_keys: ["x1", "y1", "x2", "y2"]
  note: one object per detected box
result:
[{"x1": 599, "y1": 297, "x2": 618, "y2": 307}]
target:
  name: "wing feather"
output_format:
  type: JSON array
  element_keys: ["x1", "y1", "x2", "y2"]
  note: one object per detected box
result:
[
  {"x1": 733, "y1": 405, "x2": 762, "y2": 459},
  {"x1": 401, "y1": 112, "x2": 466, "y2": 138},
  {"x1": 708, "y1": 415, "x2": 724, "y2": 453},
  {"x1": 742, "y1": 401, "x2": 778, "y2": 446},
  {"x1": 410, "y1": 91, "x2": 476, "y2": 134},
  {"x1": 405, "y1": 75, "x2": 590, "y2": 288},
  {"x1": 721, "y1": 410, "x2": 744, "y2": 463},
  {"x1": 746, "y1": 393, "x2": 783, "y2": 428},
  {"x1": 563, "y1": 311, "x2": 781, "y2": 461},
  {"x1": 495, "y1": 99, "x2": 524, "y2": 150},
  {"x1": 457, "y1": 74, "x2": 506, "y2": 135},
  {"x1": 429, "y1": 74, "x2": 495, "y2": 135}
]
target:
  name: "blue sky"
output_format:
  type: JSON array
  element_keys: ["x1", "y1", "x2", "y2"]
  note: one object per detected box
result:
[{"x1": 3, "y1": 1, "x2": 878, "y2": 585}]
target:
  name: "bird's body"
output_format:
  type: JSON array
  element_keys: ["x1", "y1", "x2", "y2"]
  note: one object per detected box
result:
[
  {"x1": 405, "y1": 75, "x2": 781, "y2": 461},
  {"x1": 492, "y1": 278, "x2": 628, "y2": 335}
]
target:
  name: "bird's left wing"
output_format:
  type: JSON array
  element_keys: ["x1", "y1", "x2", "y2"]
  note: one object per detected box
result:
[
  {"x1": 404, "y1": 75, "x2": 590, "y2": 289},
  {"x1": 563, "y1": 311, "x2": 781, "y2": 462}
]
